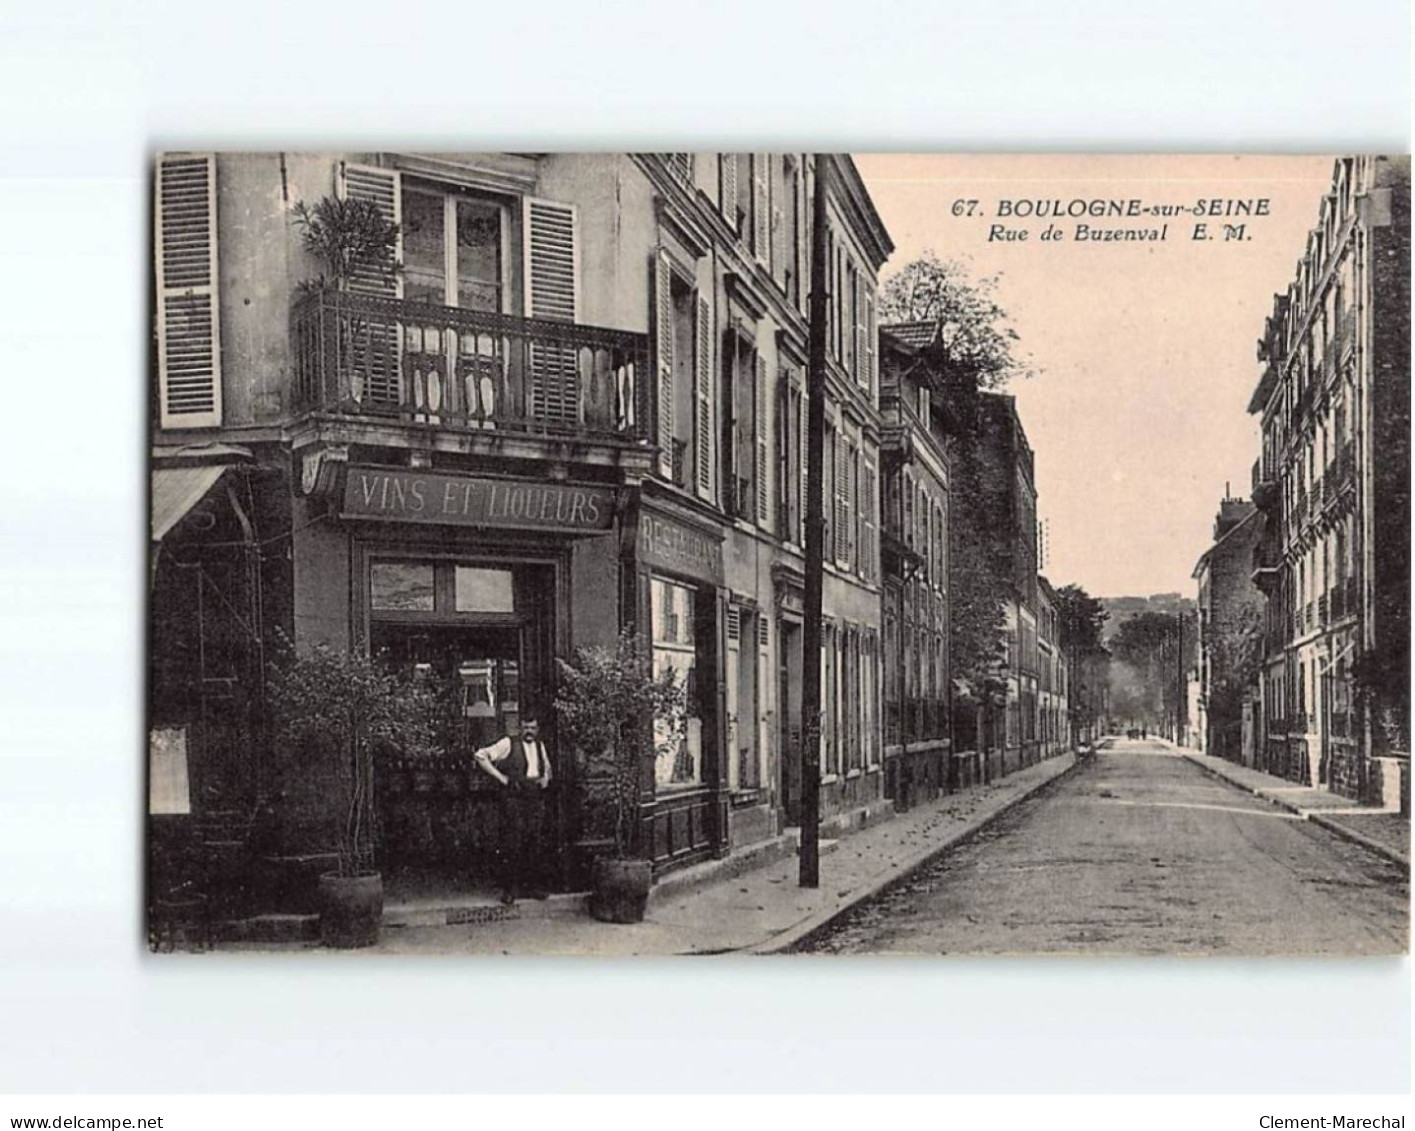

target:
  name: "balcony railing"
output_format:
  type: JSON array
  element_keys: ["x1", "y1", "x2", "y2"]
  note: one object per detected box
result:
[{"x1": 292, "y1": 289, "x2": 651, "y2": 445}]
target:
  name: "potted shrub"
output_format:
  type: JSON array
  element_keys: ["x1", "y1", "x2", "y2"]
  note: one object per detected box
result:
[
  {"x1": 267, "y1": 637, "x2": 436, "y2": 948},
  {"x1": 291, "y1": 195, "x2": 401, "y2": 294},
  {"x1": 555, "y1": 631, "x2": 686, "y2": 924}
]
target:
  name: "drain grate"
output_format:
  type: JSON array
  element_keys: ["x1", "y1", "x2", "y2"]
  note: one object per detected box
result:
[{"x1": 446, "y1": 905, "x2": 520, "y2": 926}]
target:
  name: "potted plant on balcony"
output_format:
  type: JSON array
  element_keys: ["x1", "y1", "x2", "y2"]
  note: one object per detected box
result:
[
  {"x1": 554, "y1": 631, "x2": 686, "y2": 924},
  {"x1": 267, "y1": 635, "x2": 436, "y2": 948},
  {"x1": 291, "y1": 195, "x2": 401, "y2": 294}
]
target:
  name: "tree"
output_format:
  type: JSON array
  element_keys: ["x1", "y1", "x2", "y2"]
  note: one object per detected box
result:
[
  {"x1": 880, "y1": 255, "x2": 1035, "y2": 758},
  {"x1": 554, "y1": 631, "x2": 686, "y2": 859},
  {"x1": 879, "y1": 251, "x2": 1036, "y2": 389},
  {"x1": 1051, "y1": 584, "x2": 1110, "y2": 739},
  {"x1": 1109, "y1": 611, "x2": 1195, "y2": 732}
]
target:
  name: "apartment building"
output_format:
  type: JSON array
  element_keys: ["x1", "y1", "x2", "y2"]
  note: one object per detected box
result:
[{"x1": 1247, "y1": 155, "x2": 1409, "y2": 805}]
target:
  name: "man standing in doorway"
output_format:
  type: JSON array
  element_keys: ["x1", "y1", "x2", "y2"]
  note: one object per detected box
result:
[{"x1": 473, "y1": 715, "x2": 553, "y2": 905}]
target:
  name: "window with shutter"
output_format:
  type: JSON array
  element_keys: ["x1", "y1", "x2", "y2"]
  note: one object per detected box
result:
[
  {"x1": 834, "y1": 431, "x2": 848, "y2": 567},
  {"x1": 695, "y1": 295, "x2": 713, "y2": 500},
  {"x1": 654, "y1": 250, "x2": 674, "y2": 479},
  {"x1": 523, "y1": 196, "x2": 580, "y2": 426},
  {"x1": 842, "y1": 439, "x2": 856, "y2": 571},
  {"x1": 754, "y1": 353, "x2": 769, "y2": 529},
  {"x1": 863, "y1": 460, "x2": 877, "y2": 583},
  {"x1": 155, "y1": 153, "x2": 221, "y2": 429},
  {"x1": 860, "y1": 295, "x2": 871, "y2": 399},
  {"x1": 753, "y1": 153, "x2": 770, "y2": 265},
  {"x1": 720, "y1": 155, "x2": 738, "y2": 231}
]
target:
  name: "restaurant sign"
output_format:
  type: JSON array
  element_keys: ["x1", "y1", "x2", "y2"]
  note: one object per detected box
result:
[
  {"x1": 342, "y1": 467, "x2": 616, "y2": 533},
  {"x1": 639, "y1": 511, "x2": 724, "y2": 585}
]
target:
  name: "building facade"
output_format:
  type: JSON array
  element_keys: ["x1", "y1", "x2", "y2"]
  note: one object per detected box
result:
[
  {"x1": 877, "y1": 326, "x2": 953, "y2": 808},
  {"x1": 1191, "y1": 497, "x2": 1263, "y2": 764},
  {"x1": 977, "y1": 394, "x2": 1041, "y2": 776},
  {"x1": 148, "y1": 152, "x2": 892, "y2": 912},
  {"x1": 1037, "y1": 577, "x2": 1071, "y2": 758},
  {"x1": 1247, "y1": 155, "x2": 1410, "y2": 804}
]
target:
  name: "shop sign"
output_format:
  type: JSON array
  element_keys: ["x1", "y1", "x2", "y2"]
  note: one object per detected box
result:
[
  {"x1": 342, "y1": 467, "x2": 615, "y2": 533},
  {"x1": 640, "y1": 511, "x2": 724, "y2": 585}
]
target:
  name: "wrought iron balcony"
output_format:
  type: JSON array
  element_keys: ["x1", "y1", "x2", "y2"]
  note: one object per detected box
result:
[{"x1": 291, "y1": 289, "x2": 651, "y2": 446}]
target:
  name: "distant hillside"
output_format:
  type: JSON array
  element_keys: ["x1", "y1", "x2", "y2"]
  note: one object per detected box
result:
[{"x1": 1099, "y1": 593, "x2": 1196, "y2": 642}]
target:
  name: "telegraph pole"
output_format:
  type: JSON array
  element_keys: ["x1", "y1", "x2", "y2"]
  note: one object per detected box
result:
[
  {"x1": 1175, "y1": 611, "x2": 1185, "y2": 745},
  {"x1": 799, "y1": 154, "x2": 830, "y2": 888}
]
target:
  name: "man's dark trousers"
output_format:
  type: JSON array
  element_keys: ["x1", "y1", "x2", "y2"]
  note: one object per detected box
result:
[{"x1": 499, "y1": 785, "x2": 546, "y2": 899}]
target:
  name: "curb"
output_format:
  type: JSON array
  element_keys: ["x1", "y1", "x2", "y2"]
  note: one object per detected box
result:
[
  {"x1": 745, "y1": 754, "x2": 1082, "y2": 955},
  {"x1": 1177, "y1": 752, "x2": 1411, "y2": 871},
  {"x1": 1306, "y1": 812, "x2": 1411, "y2": 871}
]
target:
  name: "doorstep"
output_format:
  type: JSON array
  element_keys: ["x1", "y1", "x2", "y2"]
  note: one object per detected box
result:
[{"x1": 383, "y1": 890, "x2": 589, "y2": 928}]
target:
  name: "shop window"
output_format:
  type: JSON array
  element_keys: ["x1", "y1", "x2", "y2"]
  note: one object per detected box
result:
[
  {"x1": 651, "y1": 577, "x2": 702, "y2": 788},
  {"x1": 454, "y1": 566, "x2": 515, "y2": 613},
  {"x1": 371, "y1": 562, "x2": 435, "y2": 611}
]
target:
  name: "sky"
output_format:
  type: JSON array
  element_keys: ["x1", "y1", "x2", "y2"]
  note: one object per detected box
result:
[{"x1": 853, "y1": 154, "x2": 1337, "y2": 600}]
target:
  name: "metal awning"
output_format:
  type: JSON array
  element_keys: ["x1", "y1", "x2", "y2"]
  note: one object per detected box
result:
[{"x1": 151, "y1": 465, "x2": 227, "y2": 543}]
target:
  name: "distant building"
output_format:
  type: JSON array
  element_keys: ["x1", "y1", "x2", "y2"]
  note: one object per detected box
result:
[
  {"x1": 878, "y1": 324, "x2": 954, "y2": 808},
  {"x1": 1037, "y1": 576, "x2": 1071, "y2": 756},
  {"x1": 1191, "y1": 496, "x2": 1264, "y2": 763},
  {"x1": 1247, "y1": 155, "x2": 1410, "y2": 805}
]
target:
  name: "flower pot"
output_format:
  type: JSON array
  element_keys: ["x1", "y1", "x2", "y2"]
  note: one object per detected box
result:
[
  {"x1": 589, "y1": 858, "x2": 653, "y2": 924},
  {"x1": 318, "y1": 871, "x2": 383, "y2": 948}
]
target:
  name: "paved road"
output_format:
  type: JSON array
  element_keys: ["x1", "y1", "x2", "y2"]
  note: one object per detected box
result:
[{"x1": 803, "y1": 740, "x2": 1409, "y2": 955}]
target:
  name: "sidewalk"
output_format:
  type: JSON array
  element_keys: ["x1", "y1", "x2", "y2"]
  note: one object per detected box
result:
[
  {"x1": 1171, "y1": 744, "x2": 1411, "y2": 869},
  {"x1": 362, "y1": 753, "x2": 1079, "y2": 956}
]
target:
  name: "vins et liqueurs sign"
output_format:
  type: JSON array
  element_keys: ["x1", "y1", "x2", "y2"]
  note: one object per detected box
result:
[{"x1": 342, "y1": 467, "x2": 616, "y2": 533}]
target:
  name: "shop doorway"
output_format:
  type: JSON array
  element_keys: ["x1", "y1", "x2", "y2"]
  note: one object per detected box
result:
[{"x1": 363, "y1": 557, "x2": 557, "y2": 899}]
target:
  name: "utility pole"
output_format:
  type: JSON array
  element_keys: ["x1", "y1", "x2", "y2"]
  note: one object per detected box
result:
[
  {"x1": 1175, "y1": 611, "x2": 1185, "y2": 745},
  {"x1": 799, "y1": 154, "x2": 830, "y2": 888}
]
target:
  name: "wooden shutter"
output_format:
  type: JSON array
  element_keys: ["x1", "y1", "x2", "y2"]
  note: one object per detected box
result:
[
  {"x1": 337, "y1": 163, "x2": 402, "y2": 296},
  {"x1": 337, "y1": 162, "x2": 403, "y2": 406},
  {"x1": 695, "y1": 294, "x2": 713, "y2": 499},
  {"x1": 654, "y1": 250, "x2": 674, "y2": 479},
  {"x1": 720, "y1": 156, "x2": 738, "y2": 232},
  {"x1": 755, "y1": 353, "x2": 769, "y2": 528},
  {"x1": 843, "y1": 441, "x2": 856, "y2": 570},
  {"x1": 770, "y1": 157, "x2": 786, "y2": 283},
  {"x1": 866, "y1": 295, "x2": 877, "y2": 397},
  {"x1": 856, "y1": 289, "x2": 869, "y2": 389},
  {"x1": 522, "y1": 197, "x2": 580, "y2": 427},
  {"x1": 863, "y1": 459, "x2": 877, "y2": 583},
  {"x1": 155, "y1": 153, "x2": 221, "y2": 429},
  {"x1": 753, "y1": 153, "x2": 770, "y2": 264}
]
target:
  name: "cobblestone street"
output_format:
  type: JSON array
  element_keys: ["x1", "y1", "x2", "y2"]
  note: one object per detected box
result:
[{"x1": 804, "y1": 740, "x2": 1410, "y2": 955}]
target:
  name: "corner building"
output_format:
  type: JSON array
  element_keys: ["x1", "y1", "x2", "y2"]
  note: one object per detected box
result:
[{"x1": 148, "y1": 152, "x2": 892, "y2": 912}]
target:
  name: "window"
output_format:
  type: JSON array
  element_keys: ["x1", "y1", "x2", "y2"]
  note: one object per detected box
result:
[
  {"x1": 651, "y1": 577, "x2": 702, "y2": 787},
  {"x1": 453, "y1": 567, "x2": 514, "y2": 613},
  {"x1": 719, "y1": 329, "x2": 767, "y2": 523},
  {"x1": 402, "y1": 186, "x2": 506, "y2": 312},
  {"x1": 371, "y1": 563, "x2": 435, "y2": 611},
  {"x1": 778, "y1": 373, "x2": 802, "y2": 543},
  {"x1": 726, "y1": 603, "x2": 760, "y2": 791},
  {"x1": 654, "y1": 256, "x2": 699, "y2": 487},
  {"x1": 779, "y1": 156, "x2": 800, "y2": 304}
]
